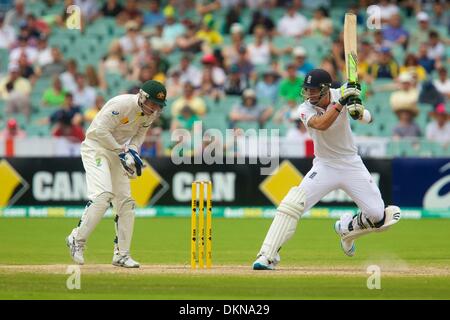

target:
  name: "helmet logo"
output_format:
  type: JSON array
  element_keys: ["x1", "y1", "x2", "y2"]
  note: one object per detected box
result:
[
  {"x1": 157, "y1": 92, "x2": 165, "y2": 100},
  {"x1": 307, "y1": 75, "x2": 311, "y2": 83}
]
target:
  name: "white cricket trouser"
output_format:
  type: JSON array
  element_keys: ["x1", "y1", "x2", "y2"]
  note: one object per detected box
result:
[
  {"x1": 81, "y1": 145, "x2": 130, "y2": 201},
  {"x1": 300, "y1": 156, "x2": 384, "y2": 221},
  {"x1": 75, "y1": 144, "x2": 135, "y2": 255}
]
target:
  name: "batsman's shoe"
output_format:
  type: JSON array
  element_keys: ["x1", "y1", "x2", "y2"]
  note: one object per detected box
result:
[
  {"x1": 252, "y1": 253, "x2": 280, "y2": 270},
  {"x1": 334, "y1": 214, "x2": 356, "y2": 257},
  {"x1": 66, "y1": 234, "x2": 85, "y2": 265},
  {"x1": 112, "y1": 254, "x2": 140, "y2": 268}
]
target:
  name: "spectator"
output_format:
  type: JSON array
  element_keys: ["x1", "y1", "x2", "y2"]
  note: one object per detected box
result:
[
  {"x1": 150, "y1": 23, "x2": 173, "y2": 54},
  {"x1": 119, "y1": 20, "x2": 145, "y2": 55},
  {"x1": 9, "y1": 35, "x2": 38, "y2": 65},
  {"x1": 199, "y1": 66, "x2": 224, "y2": 101},
  {"x1": 430, "y1": 2, "x2": 449, "y2": 28},
  {"x1": 3, "y1": 0, "x2": 27, "y2": 28},
  {"x1": 222, "y1": 5, "x2": 241, "y2": 35},
  {"x1": 52, "y1": 113, "x2": 85, "y2": 143},
  {"x1": 101, "y1": 0, "x2": 124, "y2": 17},
  {"x1": 255, "y1": 69, "x2": 279, "y2": 106},
  {"x1": 161, "y1": 7, "x2": 185, "y2": 49},
  {"x1": 143, "y1": 0, "x2": 165, "y2": 27},
  {"x1": 165, "y1": 70, "x2": 184, "y2": 98},
  {"x1": 409, "y1": 12, "x2": 431, "y2": 50},
  {"x1": 17, "y1": 53, "x2": 36, "y2": 83},
  {"x1": 293, "y1": 46, "x2": 314, "y2": 78},
  {"x1": 36, "y1": 35, "x2": 53, "y2": 68},
  {"x1": 235, "y1": 46, "x2": 255, "y2": 82},
  {"x1": 141, "y1": 126, "x2": 163, "y2": 157},
  {"x1": 42, "y1": 76, "x2": 67, "y2": 107},
  {"x1": 426, "y1": 103, "x2": 450, "y2": 146},
  {"x1": 201, "y1": 53, "x2": 226, "y2": 87},
  {"x1": 196, "y1": 0, "x2": 221, "y2": 16},
  {"x1": 229, "y1": 88, "x2": 273, "y2": 128},
  {"x1": 370, "y1": 0, "x2": 399, "y2": 25},
  {"x1": 222, "y1": 22, "x2": 244, "y2": 68},
  {"x1": 71, "y1": 73, "x2": 97, "y2": 110},
  {"x1": 74, "y1": 0, "x2": 100, "y2": 23},
  {"x1": 248, "y1": 10, "x2": 275, "y2": 36},
  {"x1": 0, "y1": 64, "x2": 31, "y2": 98},
  {"x1": 284, "y1": 119, "x2": 311, "y2": 157},
  {"x1": 372, "y1": 30, "x2": 391, "y2": 52},
  {"x1": 171, "y1": 82, "x2": 207, "y2": 117},
  {"x1": 99, "y1": 40, "x2": 127, "y2": 76},
  {"x1": 309, "y1": 6, "x2": 333, "y2": 37},
  {"x1": 24, "y1": 13, "x2": 50, "y2": 38},
  {"x1": 368, "y1": 47, "x2": 399, "y2": 80},
  {"x1": 4, "y1": 79, "x2": 31, "y2": 122},
  {"x1": 175, "y1": 21, "x2": 203, "y2": 53},
  {"x1": 427, "y1": 31, "x2": 445, "y2": 63},
  {"x1": 169, "y1": 53, "x2": 202, "y2": 88},
  {"x1": 399, "y1": 53, "x2": 427, "y2": 82},
  {"x1": 433, "y1": 67, "x2": 450, "y2": 99},
  {"x1": 390, "y1": 72, "x2": 419, "y2": 112},
  {"x1": 224, "y1": 64, "x2": 248, "y2": 96},
  {"x1": 279, "y1": 63, "x2": 303, "y2": 103},
  {"x1": 0, "y1": 13, "x2": 16, "y2": 49},
  {"x1": 273, "y1": 99, "x2": 298, "y2": 127},
  {"x1": 247, "y1": 25, "x2": 289, "y2": 66},
  {"x1": 49, "y1": 93, "x2": 83, "y2": 126},
  {"x1": 196, "y1": 17, "x2": 223, "y2": 49},
  {"x1": 417, "y1": 43, "x2": 435, "y2": 74},
  {"x1": 84, "y1": 95, "x2": 105, "y2": 123},
  {"x1": 85, "y1": 65, "x2": 102, "y2": 88},
  {"x1": 60, "y1": 59, "x2": 78, "y2": 93},
  {"x1": 41, "y1": 47, "x2": 65, "y2": 77},
  {"x1": 170, "y1": 105, "x2": 200, "y2": 131},
  {"x1": 0, "y1": 119, "x2": 26, "y2": 139},
  {"x1": 392, "y1": 105, "x2": 421, "y2": 139},
  {"x1": 382, "y1": 14, "x2": 408, "y2": 48},
  {"x1": 277, "y1": 2, "x2": 309, "y2": 38},
  {"x1": 117, "y1": 0, "x2": 143, "y2": 26}
]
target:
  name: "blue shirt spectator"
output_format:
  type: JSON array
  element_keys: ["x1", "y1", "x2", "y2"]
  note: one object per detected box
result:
[{"x1": 143, "y1": 0, "x2": 165, "y2": 27}]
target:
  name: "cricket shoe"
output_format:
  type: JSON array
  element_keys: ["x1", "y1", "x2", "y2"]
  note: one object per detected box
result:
[
  {"x1": 66, "y1": 233, "x2": 85, "y2": 265},
  {"x1": 334, "y1": 213, "x2": 356, "y2": 257},
  {"x1": 112, "y1": 253, "x2": 140, "y2": 268},
  {"x1": 252, "y1": 253, "x2": 280, "y2": 270}
]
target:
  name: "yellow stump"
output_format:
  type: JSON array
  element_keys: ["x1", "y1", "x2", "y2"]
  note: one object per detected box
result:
[
  {"x1": 206, "y1": 181, "x2": 213, "y2": 268},
  {"x1": 191, "y1": 182, "x2": 197, "y2": 269}
]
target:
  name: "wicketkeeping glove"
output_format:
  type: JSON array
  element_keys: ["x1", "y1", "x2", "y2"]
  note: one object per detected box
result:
[
  {"x1": 346, "y1": 96, "x2": 365, "y2": 120},
  {"x1": 118, "y1": 149, "x2": 144, "y2": 178},
  {"x1": 338, "y1": 82, "x2": 361, "y2": 106}
]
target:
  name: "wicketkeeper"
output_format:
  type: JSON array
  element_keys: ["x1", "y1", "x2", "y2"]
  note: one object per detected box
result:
[{"x1": 66, "y1": 80, "x2": 166, "y2": 268}]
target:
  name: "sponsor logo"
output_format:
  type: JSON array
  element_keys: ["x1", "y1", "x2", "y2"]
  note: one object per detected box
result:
[
  {"x1": 120, "y1": 117, "x2": 129, "y2": 124},
  {"x1": 259, "y1": 160, "x2": 303, "y2": 206},
  {"x1": 112, "y1": 111, "x2": 119, "y2": 115},
  {"x1": 0, "y1": 160, "x2": 29, "y2": 207},
  {"x1": 156, "y1": 92, "x2": 165, "y2": 100},
  {"x1": 309, "y1": 172, "x2": 317, "y2": 179},
  {"x1": 423, "y1": 162, "x2": 450, "y2": 210}
]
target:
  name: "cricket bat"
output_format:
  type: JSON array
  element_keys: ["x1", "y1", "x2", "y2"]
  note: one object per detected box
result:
[{"x1": 344, "y1": 13, "x2": 358, "y2": 84}]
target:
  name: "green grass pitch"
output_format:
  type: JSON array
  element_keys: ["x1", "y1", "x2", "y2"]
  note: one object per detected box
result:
[{"x1": 0, "y1": 217, "x2": 449, "y2": 299}]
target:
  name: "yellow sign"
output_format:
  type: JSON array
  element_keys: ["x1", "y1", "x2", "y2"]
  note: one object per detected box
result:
[
  {"x1": 0, "y1": 160, "x2": 28, "y2": 207},
  {"x1": 259, "y1": 160, "x2": 304, "y2": 206},
  {"x1": 130, "y1": 161, "x2": 169, "y2": 207}
]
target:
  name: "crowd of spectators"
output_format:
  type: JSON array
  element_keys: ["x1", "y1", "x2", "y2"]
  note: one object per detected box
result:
[{"x1": 0, "y1": 0, "x2": 449, "y2": 155}]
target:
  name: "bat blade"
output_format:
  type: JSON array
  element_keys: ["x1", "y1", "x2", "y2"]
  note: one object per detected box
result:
[{"x1": 344, "y1": 13, "x2": 358, "y2": 83}]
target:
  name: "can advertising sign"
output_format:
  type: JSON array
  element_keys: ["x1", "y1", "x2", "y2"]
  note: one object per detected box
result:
[{"x1": 0, "y1": 157, "x2": 392, "y2": 208}]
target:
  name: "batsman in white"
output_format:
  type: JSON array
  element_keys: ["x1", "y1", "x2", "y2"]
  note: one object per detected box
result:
[
  {"x1": 66, "y1": 80, "x2": 167, "y2": 268},
  {"x1": 253, "y1": 69, "x2": 401, "y2": 270}
]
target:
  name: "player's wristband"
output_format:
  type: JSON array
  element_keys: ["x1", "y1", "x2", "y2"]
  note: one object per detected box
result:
[{"x1": 333, "y1": 104, "x2": 342, "y2": 113}]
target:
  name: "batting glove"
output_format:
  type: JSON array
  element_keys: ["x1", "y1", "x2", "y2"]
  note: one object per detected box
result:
[
  {"x1": 346, "y1": 96, "x2": 365, "y2": 120},
  {"x1": 339, "y1": 82, "x2": 361, "y2": 106}
]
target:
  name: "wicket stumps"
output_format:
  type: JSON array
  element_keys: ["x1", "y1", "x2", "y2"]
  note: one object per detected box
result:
[{"x1": 191, "y1": 180, "x2": 212, "y2": 269}]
